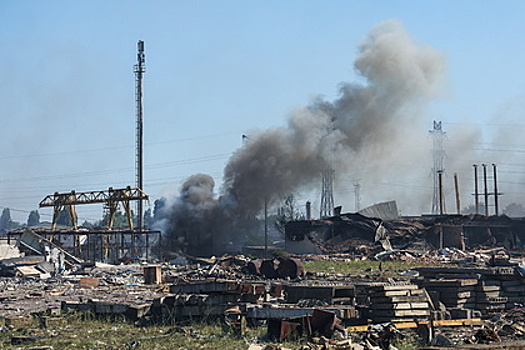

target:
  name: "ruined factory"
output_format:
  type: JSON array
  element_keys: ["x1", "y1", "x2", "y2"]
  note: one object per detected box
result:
[{"x1": 3, "y1": 23, "x2": 525, "y2": 350}]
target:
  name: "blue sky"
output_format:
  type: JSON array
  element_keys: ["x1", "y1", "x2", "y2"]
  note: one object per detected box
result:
[{"x1": 2, "y1": 1, "x2": 525, "y2": 222}]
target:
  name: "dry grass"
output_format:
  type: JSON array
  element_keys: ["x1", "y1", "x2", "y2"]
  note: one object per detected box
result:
[
  {"x1": 303, "y1": 259, "x2": 436, "y2": 279},
  {"x1": 0, "y1": 312, "x2": 268, "y2": 350}
]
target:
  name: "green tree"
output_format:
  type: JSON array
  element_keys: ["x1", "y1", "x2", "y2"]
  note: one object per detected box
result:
[
  {"x1": 56, "y1": 207, "x2": 72, "y2": 226},
  {"x1": 81, "y1": 220, "x2": 95, "y2": 229},
  {"x1": 274, "y1": 194, "x2": 299, "y2": 235},
  {"x1": 100, "y1": 209, "x2": 132, "y2": 229},
  {"x1": 153, "y1": 197, "x2": 167, "y2": 221},
  {"x1": 0, "y1": 208, "x2": 12, "y2": 232},
  {"x1": 462, "y1": 204, "x2": 486, "y2": 215},
  {"x1": 503, "y1": 203, "x2": 525, "y2": 217},
  {"x1": 0, "y1": 208, "x2": 20, "y2": 232},
  {"x1": 27, "y1": 210, "x2": 40, "y2": 226}
]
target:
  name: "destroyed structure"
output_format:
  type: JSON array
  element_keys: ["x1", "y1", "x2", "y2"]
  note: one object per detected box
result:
[
  {"x1": 285, "y1": 201, "x2": 522, "y2": 255},
  {"x1": 3, "y1": 22, "x2": 525, "y2": 349},
  {"x1": 5, "y1": 187, "x2": 162, "y2": 265},
  {"x1": 3, "y1": 199, "x2": 525, "y2": 348}
]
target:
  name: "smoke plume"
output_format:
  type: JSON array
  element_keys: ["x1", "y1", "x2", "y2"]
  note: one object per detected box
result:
[{"x1": 159, "y1": 20, "x2": 447, "y2": 255}]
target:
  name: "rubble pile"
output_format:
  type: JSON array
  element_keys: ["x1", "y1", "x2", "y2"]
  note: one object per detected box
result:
[{"x1": 3, "y1": 225, "x2": 525, "y2": 349}]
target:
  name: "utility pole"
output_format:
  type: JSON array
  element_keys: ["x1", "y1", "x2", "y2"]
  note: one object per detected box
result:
[
  {"x1": 454, "y1": 173, "x2": 461, "y2": 215},
  {"x1": 483, "y1": 164, "x2": 489, "y2": 216},
  {"x1": 473, "y1": 164, "x2": 479, "y2": 214},
  {"x1": 493, "y1": 164, "x2": 500, "y2": 216},
  {"x1": 134, "y1": 40, "x2": 146, "y2": 255}
]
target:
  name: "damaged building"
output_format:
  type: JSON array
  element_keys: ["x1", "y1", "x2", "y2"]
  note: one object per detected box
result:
[{"x1": 285, "y1": 201, "x2": 524, "y2": 255}]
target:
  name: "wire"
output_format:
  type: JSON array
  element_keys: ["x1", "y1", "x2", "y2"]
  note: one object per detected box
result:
[
  {"x1": 0, "y1": 153, "x2": 231, "y2": 184},
  {"x1": 0, "y1": 131, "x2": 243, "y2": 161}
]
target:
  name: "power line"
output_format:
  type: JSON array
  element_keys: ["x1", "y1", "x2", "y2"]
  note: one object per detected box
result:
[
  {"x1": 0, "y1": 131, "x2": 243, "y2": 161},
  {"x1": 0, "y1": 153, "x2": 231, "y2": 184}
]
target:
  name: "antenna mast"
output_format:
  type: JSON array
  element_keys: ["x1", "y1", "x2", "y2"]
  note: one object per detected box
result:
[{"x1": 134, "y1": 40, "x2": 146, "y2": 232}]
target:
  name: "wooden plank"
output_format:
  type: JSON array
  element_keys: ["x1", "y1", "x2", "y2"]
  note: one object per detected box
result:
[
  {"x1": 370, "y1": 309, "x2": 430, "y2": 317},
  {"x1": 346, "y1": 318, "x2": 484, "y2": 332}
]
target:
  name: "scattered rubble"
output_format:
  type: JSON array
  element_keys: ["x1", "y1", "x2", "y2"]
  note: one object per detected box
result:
[{"x1": 3, "y1": 222, "x2": 525, "y2": 349}]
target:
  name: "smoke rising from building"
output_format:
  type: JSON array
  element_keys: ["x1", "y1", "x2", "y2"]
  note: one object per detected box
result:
[{"x1": 158, "y1": 20, "x2": 447, "y2": 254}]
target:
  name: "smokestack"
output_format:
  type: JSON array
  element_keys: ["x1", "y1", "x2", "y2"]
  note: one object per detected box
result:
[
  {"x1": 483, "y1": 164, "x2": 489, "y2": 216},
  {"x1": 473, "y1": 164, "x2": 479, "y2": 214},
  {"x1": 493, "y1": 164, "x2": 499, "y2": 216},
  {"x1": 306, "y1": 201, "x2": 311, "y2": 220},
  {"x1": 454, "y1": 173, "x2": 461, "y2": 215}
]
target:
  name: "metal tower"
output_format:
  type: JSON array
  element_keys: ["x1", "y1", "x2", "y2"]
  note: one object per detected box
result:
[
  {"x1": 430, "y1": 121, "x2": 446, "y2": 215},
  {"x1": 134, "y1": 40, "x2": 146, "y2": 231},
  {"x1": 320, "y1": 166, "x2": 335, "y2": 218}
]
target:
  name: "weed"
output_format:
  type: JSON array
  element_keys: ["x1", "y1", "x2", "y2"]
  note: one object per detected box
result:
[{"x1": 0, "y1": 312, "x2": 267, "y2": 350}]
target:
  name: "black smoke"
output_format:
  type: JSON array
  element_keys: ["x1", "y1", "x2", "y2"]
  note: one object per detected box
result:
[{"x1": 157, "y1": 20, "x2": 447, "y2": 256}]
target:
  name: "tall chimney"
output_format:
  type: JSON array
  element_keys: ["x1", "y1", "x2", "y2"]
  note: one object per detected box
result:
[{"x1": 306, "y1": 201, "x2": 311, "y2": 220}]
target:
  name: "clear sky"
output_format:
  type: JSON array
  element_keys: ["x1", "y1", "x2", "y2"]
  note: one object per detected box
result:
[{"x1": 2, "y1": 1, "x2": 525, "y2": 223}]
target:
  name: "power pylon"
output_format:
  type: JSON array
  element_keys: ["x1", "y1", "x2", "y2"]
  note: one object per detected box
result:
[
  {"x1": 430, "y1": 121, "x2": 446, "y2": 215},
  {"x1": 320, "y1": 166, "x2": 335, "y2": 218},
  {"x1": 354, "y1": 180, "x2": 361, "y2": 212}
]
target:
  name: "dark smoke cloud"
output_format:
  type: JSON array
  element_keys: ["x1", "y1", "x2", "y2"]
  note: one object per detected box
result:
[
  {"x1": 222, "y1": 19, "x2": 445, "y2": 215},
  {"x1": 158, "y1": 20, "x2": 447, "y2": 254}
]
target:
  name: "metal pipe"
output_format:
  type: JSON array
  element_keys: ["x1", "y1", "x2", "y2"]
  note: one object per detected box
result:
[
  {"x1": 473, "y1": 165, "x2": 479, "y2": 214},
  {"x1": 493, "y1": 164, "x2": 499, "y2": 216},
  {"x1": 454, "y1": 173, "x2": 461, "y2": 215},
  {"x1": 483, "y1": 164, "x2": 489, "y2": 216}
]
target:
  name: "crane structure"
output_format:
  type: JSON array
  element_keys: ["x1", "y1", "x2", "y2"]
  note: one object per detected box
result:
[{"x1": 39, "y1": 187, "x2": 149, "y2": 231}]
